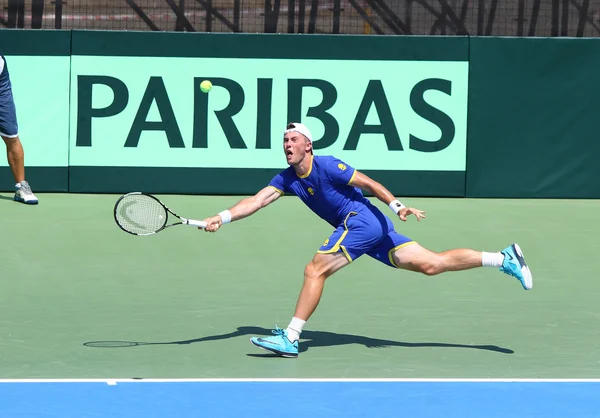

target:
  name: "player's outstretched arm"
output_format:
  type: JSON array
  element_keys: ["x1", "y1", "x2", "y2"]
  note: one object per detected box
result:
[
  {"x1": 349, "y1": 170, "x2": 426, "y2": 222},
  {"x1": 202, "y1": 186, "x2": 282, "y2": 232}
]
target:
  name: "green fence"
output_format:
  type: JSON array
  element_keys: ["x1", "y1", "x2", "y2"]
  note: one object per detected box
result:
[
  {"x1": 0, "y1": 30, "x2": 597, "y2": 198},
  {"x1": 466, "y1": 37, "x2": 600, "y2": 199}
]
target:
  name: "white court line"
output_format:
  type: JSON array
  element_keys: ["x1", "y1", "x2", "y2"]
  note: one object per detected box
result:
[{"x1": 0, "y1": 378, "x2": 599, "y2": 384}]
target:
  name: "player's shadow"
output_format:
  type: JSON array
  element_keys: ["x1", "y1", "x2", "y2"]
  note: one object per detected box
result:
[
  {"x1": 83, "y1": 326, "x2": 514, "y2": 355},
  {"x1": 0, "y1": 194, "x2": 14, "y2": 201}
]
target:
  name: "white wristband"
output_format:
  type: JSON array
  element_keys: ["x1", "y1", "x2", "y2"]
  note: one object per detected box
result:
[
  {"x1": 218, "y1": 210, "x2": 232, "y2": 224},
  {"x1": 389, "y1": 200, "x2": 405, "y2": 214}
]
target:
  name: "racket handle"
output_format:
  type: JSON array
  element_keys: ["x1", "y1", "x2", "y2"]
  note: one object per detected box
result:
[{"x1": 184, "y1": 219, "x2": 207, "y2": 228}]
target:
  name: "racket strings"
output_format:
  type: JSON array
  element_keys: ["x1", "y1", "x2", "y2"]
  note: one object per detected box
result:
[{"x1": 115, "y1": 194, "x2": 168, "y2": 235}]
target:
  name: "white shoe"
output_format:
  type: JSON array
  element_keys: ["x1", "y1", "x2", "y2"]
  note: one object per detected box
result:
[{"x1": 14, "y1": 181, "x2": 38, "y2": 205}]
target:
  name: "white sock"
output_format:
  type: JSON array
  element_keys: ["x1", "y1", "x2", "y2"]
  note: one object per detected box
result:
[
  {"x1": 15, "y1": 183, "x2": 21, "y2": 188},
  {"x1": 285, "y1": 317, "x2": 306, "y2": 342},
  {"x1": 482, "y1": 252, "x2": 504, "y2": 268}
]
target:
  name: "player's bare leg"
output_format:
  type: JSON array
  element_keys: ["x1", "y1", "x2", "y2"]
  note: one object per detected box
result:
[
  {"x1": 390, "y1": 243, "x2": 481, "y2": 275},
  {"x1": 3, "y1": 135, "x2": 24, "y2": 183},
  {"x1": 250, "y1": 252, "x2": 349, "y2": 357},
  {"x1": 391, "y1": 242, "x2": 532, "y2": 289},
  {"x1": 293, "y1": 252, "x2": 350, "y2": 321}
]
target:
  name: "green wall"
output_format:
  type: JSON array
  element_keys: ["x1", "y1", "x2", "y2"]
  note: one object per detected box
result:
[
  {"x1": 466, "y1": 37, "x2": 600, "y2": 198},
  {"x1": 0, "y1": 30, "x2": 597, "y2": 198}
]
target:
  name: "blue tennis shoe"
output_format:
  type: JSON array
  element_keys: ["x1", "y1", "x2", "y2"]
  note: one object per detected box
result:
[
  {"x1": 250, "y1": 326, "x2": 299, "y2": 358},
  {"x1": 500, "y1": 243, "x2": 533, "y2": 290}
]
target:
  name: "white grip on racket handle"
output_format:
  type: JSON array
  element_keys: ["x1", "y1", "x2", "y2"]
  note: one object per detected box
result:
[{"x1": 185, "y1": 219, "x2": 207, "y2": 228}]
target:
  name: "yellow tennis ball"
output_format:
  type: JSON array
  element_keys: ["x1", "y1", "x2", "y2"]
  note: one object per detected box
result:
[{"x1": 200, "y1": 80, "x2": 212, "y2": 93}]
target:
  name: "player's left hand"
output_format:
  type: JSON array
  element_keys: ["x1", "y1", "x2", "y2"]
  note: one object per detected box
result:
[{"x1": 398, "y1": 207, "x2": 426, "y2": 222}]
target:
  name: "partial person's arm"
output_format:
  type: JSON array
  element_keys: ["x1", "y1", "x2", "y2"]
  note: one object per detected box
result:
[
  {"x1": 349, "y1": 171, "x2": 426, "y2": 222},
  {"x1": 202, "y1": 186, "x2": 282, "y2": 232}
]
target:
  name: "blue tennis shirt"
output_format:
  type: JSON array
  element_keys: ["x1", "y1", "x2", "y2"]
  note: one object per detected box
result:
[{"x1": 268, "y1": 155, "x2": 374, "y2": 227}]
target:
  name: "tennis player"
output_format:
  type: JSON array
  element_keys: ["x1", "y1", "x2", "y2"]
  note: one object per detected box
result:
[
  {"x1": 0, "y1": 55, "x2": 38, "y2": 204},
  {"x1": 201, "y1": 122, "x2": 532, "y2": 358}
]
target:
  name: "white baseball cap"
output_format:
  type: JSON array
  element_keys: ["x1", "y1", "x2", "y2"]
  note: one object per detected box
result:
[{"x1": 284, "y1": 122, "x2": 312, "y2": 143}]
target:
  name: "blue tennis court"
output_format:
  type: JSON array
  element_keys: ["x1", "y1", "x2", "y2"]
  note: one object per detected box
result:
[{"x1": 1, "y1": 379, "x2": 599, "y2": 417}]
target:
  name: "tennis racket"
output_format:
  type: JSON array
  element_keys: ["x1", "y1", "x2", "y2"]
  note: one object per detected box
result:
[{"x1": 113, "y1": 192, "x2": 207, "y2": 236}]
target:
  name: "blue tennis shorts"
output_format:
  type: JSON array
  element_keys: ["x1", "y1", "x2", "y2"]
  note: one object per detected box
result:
[
  {"x1": 0, "y1": 56, "x2": 19, "y2": 138},
  {"x1": 317, "y1": 205, "x2": 415, "y2": 268}
]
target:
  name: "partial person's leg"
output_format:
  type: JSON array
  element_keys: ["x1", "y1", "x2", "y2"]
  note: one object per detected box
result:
[
  {"x1": 391, "y1": 243, "x2": 485, "y2": 274},
  {"x1": 287, "y1": 251, "x2": 350, "y2": 338},
  {"x1": 250, "y1": 252, "x2": 350, "y2": 357},
  {"x1": 391, "y1": 242, "x2": 532, "y2": 289},
  {"x1": 2, "y1": 134, "x2": 24, "y2": 182}
]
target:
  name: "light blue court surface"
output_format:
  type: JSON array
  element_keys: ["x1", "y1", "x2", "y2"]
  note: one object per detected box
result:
[{"x1": 1, "y1": 379, "x2": 599, "y2": 417}]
